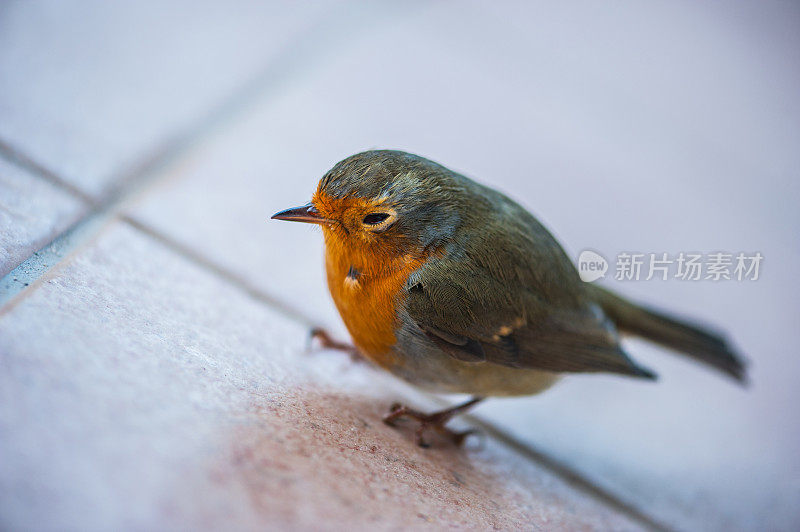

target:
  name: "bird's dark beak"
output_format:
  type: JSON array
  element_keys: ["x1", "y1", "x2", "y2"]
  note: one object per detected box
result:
[{"x1": 271, "y1": 203, "x2": 332, "y2": 225}]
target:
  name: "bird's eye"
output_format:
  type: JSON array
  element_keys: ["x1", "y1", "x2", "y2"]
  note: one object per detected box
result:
[
  {"x1": 363, "y1": 212, "x2": 391, "y2": 225},
  {"x1": 360, "y1": 208, "x2": 397, "y2": 232}
]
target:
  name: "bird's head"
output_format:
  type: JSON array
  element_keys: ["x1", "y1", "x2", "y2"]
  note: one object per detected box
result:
[{"x1": 272, "y1": 150, "x2": 463, "y2": 265}]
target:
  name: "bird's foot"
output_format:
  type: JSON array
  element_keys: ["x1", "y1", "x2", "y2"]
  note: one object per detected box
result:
[
  {"x1": 382, "y1": 397, "x2": 483, "y2": 448},
  {"x1": 308, "y1": 327, "x2": 363, "y2": 362}
]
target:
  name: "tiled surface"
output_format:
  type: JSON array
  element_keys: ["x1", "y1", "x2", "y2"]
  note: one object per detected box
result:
[
  {"x1": 0, "y1": 0, "x2": 339, "y2": 197},
  {"x1": 0, "y1": 223, "x2": 643, "y2": 531},
  {"x1": 3, "y1": 1, "x2": 799, "y2": 530},
  {"x1": 130, "y1": 1, "x2": 800, "y2": 530},
  {"x1": 0, "y1": 157, "x2": 86, "y2": 276}
]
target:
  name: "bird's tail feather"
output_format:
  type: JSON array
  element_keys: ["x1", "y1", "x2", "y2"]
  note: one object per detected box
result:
[{"x1": 589, "y1": 285, "x2": 748, "y2": 384}]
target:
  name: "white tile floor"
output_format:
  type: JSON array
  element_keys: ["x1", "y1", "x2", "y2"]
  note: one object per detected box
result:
[
  {"x1": 2, "y1": 1, "x2": 799, "y2": 530},
  {"x1": 0, "y1": 221, "x2": 644, "y2": 531}
]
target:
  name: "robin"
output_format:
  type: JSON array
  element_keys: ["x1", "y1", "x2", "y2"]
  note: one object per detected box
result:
[{"x1": 272, "y1": 150, "x2": 747, "y2": 447}]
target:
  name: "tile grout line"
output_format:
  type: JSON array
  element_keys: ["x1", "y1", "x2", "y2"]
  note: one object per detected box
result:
[
  {"x1": 121, "y1": 215, "x2": 315, "y2": 328},
  {"x1": 0, "y1": 139, "x2": 96, "y2": 204}
]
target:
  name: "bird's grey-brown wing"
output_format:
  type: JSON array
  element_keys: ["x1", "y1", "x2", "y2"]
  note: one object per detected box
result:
[
  {"x1": 402, "y1": 191, "x2": 655, "y2": 379},
  {"x1": 404, "y1": 261, "x2": 655, "y2": 379}
]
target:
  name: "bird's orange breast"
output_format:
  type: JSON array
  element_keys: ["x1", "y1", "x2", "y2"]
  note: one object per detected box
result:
[{"x1": 324, "y1": 238, "x2": 426, "y2": 369}]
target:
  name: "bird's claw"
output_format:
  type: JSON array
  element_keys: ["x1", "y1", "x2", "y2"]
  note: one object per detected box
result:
[
  {"x1": 382, "y1": 402, "x2": 478, "y2": 448},
  {"x1": 307, "y1": 327, "x2": 363, "y2": 362}
]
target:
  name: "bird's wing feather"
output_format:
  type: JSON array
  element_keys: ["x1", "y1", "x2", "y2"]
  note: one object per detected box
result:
[
  {"x1": 403, "y1": 192, "x2": 655, "y2": 379},
  {"x1": 405, "y1": 261, "x2": 654, "y2": 378}
]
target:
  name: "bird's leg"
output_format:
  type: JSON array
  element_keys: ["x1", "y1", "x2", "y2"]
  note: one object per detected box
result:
[
  {"x1": 308, "y1": 327, "x2": 364, "y2": 362},
  {"x1": 383, "y1": 397, "x2": 484, "y2": 447}
]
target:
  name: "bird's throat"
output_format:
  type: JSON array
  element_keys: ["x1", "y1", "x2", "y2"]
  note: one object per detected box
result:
[{"x1": 324, "y1": 240, "x2": 426, "y2": 368}]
